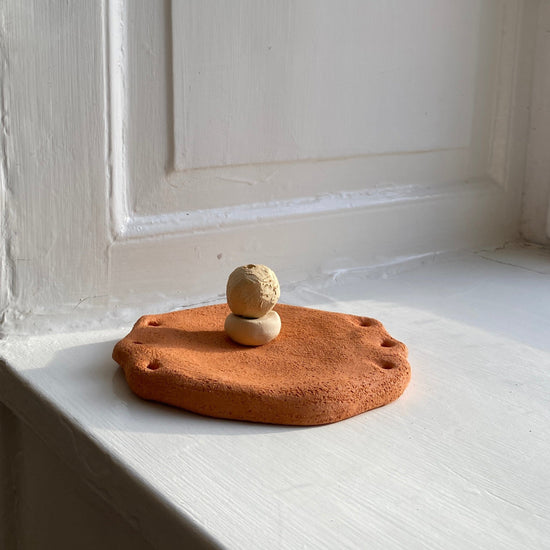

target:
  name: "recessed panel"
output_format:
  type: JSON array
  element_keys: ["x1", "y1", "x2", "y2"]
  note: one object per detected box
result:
[
  {"x1": 172, "y1": 0, "x2": 479, "y2": 170},
  {"x1": 125, "y1": 0, "x2": 504, "y2": 217}
]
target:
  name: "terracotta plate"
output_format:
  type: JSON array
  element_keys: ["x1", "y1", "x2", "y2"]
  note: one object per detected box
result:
[{"x1": 112, "y1": 304, "x2": 411, "y2": 426}]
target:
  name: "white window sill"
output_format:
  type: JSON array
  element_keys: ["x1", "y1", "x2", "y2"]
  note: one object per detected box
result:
[{"x1": 1, "y1": 245, "x2": 549, "y2": 549}]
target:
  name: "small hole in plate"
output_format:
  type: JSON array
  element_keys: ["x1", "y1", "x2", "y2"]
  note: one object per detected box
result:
[
  {"x1": 133, "y1": 341, "x2": 144, "y2": 345},
  {"x1": 147, "y1": 361, "x2": 162, "y2": 371},
  {"x1": 246, "y1": 264, "x2": 256, "y2": 269},
  {"x1": 359, "y1": 317, "x2": 375, "y2": 327},
  {"x1": 148, "y1": 320, "x2": 160, "y2": 327},
  {"x1": 381, "y1": 339, "x2": 397, "y2": 347},
  {"x1": 379, "y1": 360, "x2": 396, "y2": 370}
]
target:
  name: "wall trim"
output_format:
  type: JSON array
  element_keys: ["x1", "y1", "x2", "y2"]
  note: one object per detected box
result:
[
  {"x1": 107, "y1": 0, "x2": 130, "y2": 240},
  {"x1": 119, "y1": 178, "x2": 501, "y2": 241}
]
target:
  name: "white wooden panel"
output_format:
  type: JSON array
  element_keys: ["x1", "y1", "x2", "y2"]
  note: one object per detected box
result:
[
  {"x1": 125, "y1": 0, "x2": 504, "y2": 219},
  {"x1": 172, "y1": 0, "x2": 478, "y2": 169},
  {"x1": 101, "y1": 0, "x2": 532, "y2": 315}
]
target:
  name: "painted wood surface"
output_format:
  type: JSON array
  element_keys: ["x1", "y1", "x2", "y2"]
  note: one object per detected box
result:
[
  {"x1": 0, "y1": 248, "x2": 548, "y2": 548},
  {"x1": 1, "y1": 1, "x2": 109, "y2": 326},
  {"x1": 125, "y1": 0, "x2": 514, "y2": 219},
  {"x1": 172, "y1": 0, "x2": 481, "y2": 170},
  {"x1": 521, "y1": 1, "x2": 550, "y2": 245},
  {"x1": 0, "y1": 1, "x2": 539, "y2": 333},
  {"x1": 134, "y1": 0, "x2": 502, "y2": 214}
]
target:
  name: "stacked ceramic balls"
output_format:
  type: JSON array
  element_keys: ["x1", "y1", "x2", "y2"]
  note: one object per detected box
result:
[{"x1": 224, "y1": 264, "x2": 281, "y2": 346}]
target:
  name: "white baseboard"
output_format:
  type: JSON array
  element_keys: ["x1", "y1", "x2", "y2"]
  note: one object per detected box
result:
[
  {"x1": 0, "y1": 179, "x2": 516, "y2": 335},
  {"x1": 110, "y1": 178, "x2": 514, "y2": 306}
]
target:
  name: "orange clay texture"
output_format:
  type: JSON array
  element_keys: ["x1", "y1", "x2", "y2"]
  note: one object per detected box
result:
[{"x1": 112, "y1": 304, "x2": 411, "y2": 426}]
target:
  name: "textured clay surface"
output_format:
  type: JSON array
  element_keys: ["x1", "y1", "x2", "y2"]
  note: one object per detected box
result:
[
  {"x1": 226, "y1": 264, "x2": 280, "y2": 318},
  {"x1": 112, "y1": 304, "x2": 411, "y2": 426},
  {"x1": 224, "y1": 311, "x2": 281, "y2": 346}
]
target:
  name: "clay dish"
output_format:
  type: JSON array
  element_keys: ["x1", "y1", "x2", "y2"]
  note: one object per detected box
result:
[{"x1": 112, "y1": 304, "x2": 411, "y2": 426}]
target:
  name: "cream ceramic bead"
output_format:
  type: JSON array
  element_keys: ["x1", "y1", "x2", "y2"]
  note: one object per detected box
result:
[
  {"x1": 226, "y1": 264, "x2": 280, "y2": 319},
  {"x1": 224, "y1": 311, "x2": 281, "y2": 346}
]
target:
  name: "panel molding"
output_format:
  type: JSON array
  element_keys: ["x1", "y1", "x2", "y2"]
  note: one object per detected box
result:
[
  {"x1": 170, "y1": 0, "x2": 476, "y2": 173},
  {"x1": 120, "y1": 178, "x2": 499, "y2": 241},
  {"x1": 108, "y1": 0, "x2": 524, "y2": 245},
  {"x1": 109, "y1": 177, "x2": 511, "y2": 312},
  {"x1": 107, "y1": 0, "x2": 130, "y2": 239}
]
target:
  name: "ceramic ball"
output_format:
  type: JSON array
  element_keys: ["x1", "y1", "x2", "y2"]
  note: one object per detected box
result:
[{"x1": 226, "y1": 264, "x2": 280, "y2": 318}]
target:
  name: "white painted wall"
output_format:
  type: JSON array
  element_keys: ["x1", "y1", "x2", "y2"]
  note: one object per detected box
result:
[{"x1": 0, "y1": 0, "x2": 540, "y2": 333}]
